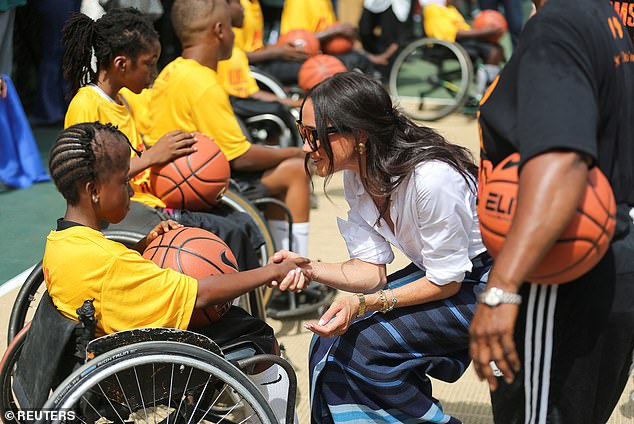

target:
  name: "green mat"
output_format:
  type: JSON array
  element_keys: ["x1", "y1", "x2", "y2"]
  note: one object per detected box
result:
[{"x1": 0, "y1": 125, "x2": 63, "y2": 285}]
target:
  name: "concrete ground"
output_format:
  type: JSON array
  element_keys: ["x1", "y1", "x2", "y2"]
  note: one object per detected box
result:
[{"x1": 1, "y1": 113, "x2": 633, "y2": 423}]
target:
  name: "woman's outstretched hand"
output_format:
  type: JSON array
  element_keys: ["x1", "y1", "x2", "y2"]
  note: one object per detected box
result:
[{"x1": 304, "y1": 295, "x2": 359, "y2": 338}]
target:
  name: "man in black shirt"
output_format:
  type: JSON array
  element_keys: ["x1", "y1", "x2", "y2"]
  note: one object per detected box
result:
[{"x1": 470, "y1": 0, "x2": 634, "y2": 423}]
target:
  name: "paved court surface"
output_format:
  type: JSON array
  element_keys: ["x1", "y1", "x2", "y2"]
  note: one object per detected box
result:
[{"x1": 1, "y1": 114, "x2": 633, "y2": 423}]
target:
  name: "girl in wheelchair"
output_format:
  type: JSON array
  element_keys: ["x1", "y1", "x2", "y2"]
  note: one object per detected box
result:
[{"x1": 44, "y1": 122, "x2": 307, "y2": 423}]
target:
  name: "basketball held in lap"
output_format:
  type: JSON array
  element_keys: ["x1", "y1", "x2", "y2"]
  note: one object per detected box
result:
[
  {"x1": 143, "y1": 226, "x2": 238, "y2": 326},
  {"x1": 150, "y1": 133, "x2": 230, "y2": 210}
]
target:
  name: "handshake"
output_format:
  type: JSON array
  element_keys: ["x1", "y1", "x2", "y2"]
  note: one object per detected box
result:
[{"x1": 266, "y1": 250, "x2": 312, "y2": 292}]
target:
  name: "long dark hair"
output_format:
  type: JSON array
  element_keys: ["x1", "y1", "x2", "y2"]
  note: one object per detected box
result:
[
  {"x1": 62, "y1": 8, "x2": 159, "y2": 97},
  {"x1": 302, "y1": 72, "x2": 478, "y2": 221}
]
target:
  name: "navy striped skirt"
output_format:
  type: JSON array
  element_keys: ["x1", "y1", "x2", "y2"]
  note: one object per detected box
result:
[{"x1": 309, "y1": 254, "x2": 492, "y2": 423}]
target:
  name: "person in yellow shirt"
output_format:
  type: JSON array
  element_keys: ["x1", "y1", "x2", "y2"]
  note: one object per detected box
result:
[
  {"x1": 62, "y1": 8, "x2": 264, "y2": 271},
  {"x1": 46, "y1": 122, "x2": 307, "y2": 424},
  {"x1": 422, "y1": 0, "x2": 504, "y2": 97},
  {"x1": 278, "y1": 0, "x2": 382, "y2": 79},
  {"x1": 218, "y1": 0, "x2": 300, "y2": 144},
  {"x1": 148, "y1": 0, "x2": 311, "y2": 258}
]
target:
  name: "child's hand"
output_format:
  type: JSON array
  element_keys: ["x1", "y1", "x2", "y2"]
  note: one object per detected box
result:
[
  {"x1": 268, "y1": 256, "x2": 311, "y2": 290},
  {"x1": 268, "y1": 250, "x2": 313, "y2": 290},
  {"x1": 146, "y1": 220, "x2": 183, "y2": 243},
  {"x1": 277, "y1": 43, "x2": 310, "y2": 62},
  {"x1": 147, "y1": 130, "x2": 198, "y2": 166}
]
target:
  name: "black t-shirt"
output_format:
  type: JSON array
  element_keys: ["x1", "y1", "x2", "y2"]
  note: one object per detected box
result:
[
  {"x1": 611, "y1": 0, "x2": 634, "y2": 41},
  {"x1": 479, "y1": 0, "x2": 634, "y2": 227}
]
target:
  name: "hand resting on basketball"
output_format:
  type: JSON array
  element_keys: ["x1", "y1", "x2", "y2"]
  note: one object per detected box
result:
[
  {"x1": 145, "y1": 130, "x2": 198, "y2": 167},
  {"x1": 133, "y1": 219, "x2": 184, "y2": 253}
]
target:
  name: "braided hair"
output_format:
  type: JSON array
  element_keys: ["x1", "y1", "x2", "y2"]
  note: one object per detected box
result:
[
  {"x1": 62, "y1": 8, "x2": 159, "y2": 96},
  {"x1": 49, "y1": 122, "x2": 130, "y2": 205}
]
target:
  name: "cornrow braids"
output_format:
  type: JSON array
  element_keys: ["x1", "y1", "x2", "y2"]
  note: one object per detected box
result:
[
  {"x1": 62, "y1": 8, "x2": 159, "y2": 96},
  {"x1": 49, "y1": 122, "x2": 128, "y2": 205}
]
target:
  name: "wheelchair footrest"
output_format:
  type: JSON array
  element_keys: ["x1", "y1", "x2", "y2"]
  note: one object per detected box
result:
[{"x1": 266, "y1": 284, "x2": 337, "y2": 319}]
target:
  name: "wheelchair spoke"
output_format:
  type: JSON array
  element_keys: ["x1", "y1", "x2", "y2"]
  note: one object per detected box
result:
[
  {"x1": 133, "y1": 367, "x2": 149, "y2": 424},
  {"x1": 167, "y1": 363, "x2": 174, "y2": 424},
  {"x1": 185, "y1": 376, "x2": 213, "y2": 424},
  {"x1": 115, "y1": 373, "x2": 134, "y2": 416},
  {"x1": 153, "y1": 364, "x2": 157, "y2": 424},
  {"x1": 97, "y1": 382, "x2": 127, "y2": 423},
  {"x1": 80, "y1": 394, "x2": 103, "y2": 421},
  {"x1": 173, "y1": 366, "x2": 194, "y2": 421}
]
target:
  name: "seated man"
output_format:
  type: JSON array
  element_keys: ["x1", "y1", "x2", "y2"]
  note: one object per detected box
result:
[
  {"x1": 422, "y1": 0, "x2": 504, "y2": 97},
  {"x1": 147, "y1": 0, "x2": 311, "y2": 256},
  {"x1": 217, "y1": 0, "x2": 300, "y2": 146}
]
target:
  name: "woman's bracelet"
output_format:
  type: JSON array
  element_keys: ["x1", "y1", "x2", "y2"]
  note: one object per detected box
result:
[
  {"x1": 379, "y1": 288, "x2": 398, "y2": 313},
  {"x1": 355, "y1": 293, "x2": 366, "y2": 318}
]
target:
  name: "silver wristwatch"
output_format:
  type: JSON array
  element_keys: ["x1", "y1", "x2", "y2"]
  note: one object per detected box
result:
[{"x1": 478, "y1": 287, "x2": 522, "y2": 307}]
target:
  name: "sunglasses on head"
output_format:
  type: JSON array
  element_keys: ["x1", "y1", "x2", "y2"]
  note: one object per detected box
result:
[{"x1": 295, "y1": 120, "x2": 339, "y2": 152}]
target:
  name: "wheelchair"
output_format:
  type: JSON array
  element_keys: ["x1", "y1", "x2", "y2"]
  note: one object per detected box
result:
[
  {"x1": 5, "y1": 226, "x2": 271, "y2": 346},
  {"x1": 388, "y1": 37, "x2": 475, "y2": 122},
  {"x1": 1, "y1": 290, "x2": 297, "y2": 424},
  {"x1": 239, "y1": 67, "x2": 302, "y2": 149}
]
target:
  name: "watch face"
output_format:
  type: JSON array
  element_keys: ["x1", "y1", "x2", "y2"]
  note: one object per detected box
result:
[{"x1": 482, "y1": 290, "x2": 500, "y2": 306}]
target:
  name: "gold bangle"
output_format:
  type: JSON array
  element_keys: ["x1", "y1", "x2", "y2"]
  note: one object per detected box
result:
[
  {"x1": 355, "y1": 293, "x2": 366, "y2": 318},
  {"x1": 383, "y1": 288, "x2": 397, "y2": 313},
  {"x1": 377, "y1": 290, "x2": 389, "y2": 313}
]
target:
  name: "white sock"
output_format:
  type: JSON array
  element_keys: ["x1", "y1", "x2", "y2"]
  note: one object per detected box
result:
[
  {"x1": 268, "y1": 220, "x2": 309, "y2": 257},
  {"x1": 249, "y1": 364, "x2": 298, "y2": 424},
  {"x1": 475, "y1": 64, "x2": 500, "y2": 98}
]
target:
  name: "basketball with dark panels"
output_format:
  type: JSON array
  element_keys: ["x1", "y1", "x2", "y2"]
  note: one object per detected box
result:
[
  {"x1": 277, "y1": 29, "x2": 320, "y2": 56},
  {"x1": 322, "y1": 35, "x2": 353, "y2": 55},
  {"x1": 142, "y1": 227, "x2": 238, "y2": 327},
  {"x1": 298, "y1": 54, "x2": 348, "y2": 91},
  {"x1": 472, "y1": 9, "x2": 508, "y2": 43},
  {"x1": 477, "y1": 153, "x2": 616, "y2": 285},
  {"x1": 150, "y1": 133, "x2": 230, "y2": 211}
]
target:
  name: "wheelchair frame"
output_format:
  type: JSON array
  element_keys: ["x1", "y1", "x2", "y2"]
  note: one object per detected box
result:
[{"x1": 2, "y1": 297, "x2": 298, "y2": 424}]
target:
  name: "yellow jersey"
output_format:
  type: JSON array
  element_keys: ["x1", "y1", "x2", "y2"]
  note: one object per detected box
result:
[
  {"x1": 119, "y1": 87, "x2": 153, "y2": 141},
  {"x1": 237, "y1": 0, "x2": 264, "y2": 52},
  {"x1": 43, "y1": 225, "x2": 197, "y2": 335},
  {"x1": 147, "y1": 57, "x2": 251, "y2": 161},
  {"x1": 280, "y1": 0, "x2": 336, "y2": 35},
  {"x1": 217, "y1": 45, "x2": 260, "y2": 98},
  {"x1": 423, "y1": 4, "x2": 471, "y2": 42},
  {"x1": 64, "y1": 85, "x2": 166, "y2": 209}
]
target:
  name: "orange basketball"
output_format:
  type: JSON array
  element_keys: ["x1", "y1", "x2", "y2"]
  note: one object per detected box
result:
[
  {"x1": 142, "y1": 227, "x2": 238, "y2": 326},
  {"x1": 150, "y1": 133, "x2": 230, "y2": 211},
  {"x1": 472, "y1": 9, "x2": 508, "y2": 43},
  {"x1": 477, "y1": 153, "x2": 616, "y2": 285},
  {"x1": 277, "y1": 29, "x2": 320, "y2": 56},
  {"x1": 322, "y1": 35, "x2": 354, "y2": 55},
  {"x1": 298, "y1": 54, "x2": 348, "y2": 91}
]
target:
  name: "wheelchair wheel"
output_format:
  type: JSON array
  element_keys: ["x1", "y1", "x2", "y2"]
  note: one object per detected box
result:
[
  {"x1": 6, "y1": 231, "x2": 146, "y2": 345},
  {"x1": 0, "y1": 323, "x2": 30, "y2": 424},
  {"x1": 389, "y1": 38, "x2": 474, "y2": 122},
  {"x1": 44, "y1": 341, "x2": 277, "y2": 424}
]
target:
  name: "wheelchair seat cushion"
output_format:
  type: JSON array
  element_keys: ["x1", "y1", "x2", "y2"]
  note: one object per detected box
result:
[{"x1": 13, "y1": 292, "x2": 83, "y2": 409}]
